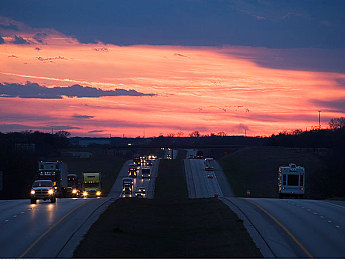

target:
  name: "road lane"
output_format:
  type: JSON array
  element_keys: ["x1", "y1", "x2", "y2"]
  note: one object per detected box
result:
[
  {"x1": 185, "y1": 158, "x2": 223, "y2": 198},
  {"x1": 222, "y1": 197, "x2": 345, "y2": 258}
]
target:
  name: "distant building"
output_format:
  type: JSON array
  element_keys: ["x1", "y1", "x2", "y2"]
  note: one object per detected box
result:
[
  {"x1": 76, "y1": 138, "x2": 111, "y2": 147},
  {"x1": 60, "y1": 151, "x2": 92, "y2": 158},
  {"x1": 15, "y1": 143, "x2": 36, "y2": 153}
]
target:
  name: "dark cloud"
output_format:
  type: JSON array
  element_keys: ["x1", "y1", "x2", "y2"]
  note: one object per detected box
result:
[
  {"x1": 37, "y1": 56, "x2": 67, "y2": 62},
  {"x1": 33, "y1": 32, "x2": 48, "y2": 43},
  {"x1": 0, "y1": 81, "x2": 156, "y2": 99},
  {"x1": 1, "y1": 0, "x2": 345, "y2": 49},
  {"x1": 224, "y1": 48, "x2": 345, "y2": 74},
  {"x1": 0, "y1": 22, "x2": 19, "y2": 31},
  {"x1": 312, "y1": 98, "x2": 345, "y2": 113},
  {"x1": 12, "y1": 35, "x2": 29, "y2": 44},
  {"x1": 0, "y1": 123, "x2": 79, "y2": 133},
  {"x1": 0, "y1": 34, "x2": 4, "y2": 44},
  {"x1": 73, "y1": 115, "x2": 94, "y2": 119},
  {"x1": 88, "y1": 130, "x2": 104, "y2": 133}
]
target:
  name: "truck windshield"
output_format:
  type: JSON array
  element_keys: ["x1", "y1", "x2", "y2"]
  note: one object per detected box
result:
[
  {"x1": 33, "y1": 180, "x2": 53, "y2": 187},
  {"x1": 287, "y1": 175, "x2": 299, "y2": 186},
  {"x1": 84, "y1": 183, "x2": 99, "y2": 188}
]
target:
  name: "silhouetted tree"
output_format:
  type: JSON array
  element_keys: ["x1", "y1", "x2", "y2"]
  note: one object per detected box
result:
[{"x1": 329, "y1": 117, "x2": 345, "y2": 129}]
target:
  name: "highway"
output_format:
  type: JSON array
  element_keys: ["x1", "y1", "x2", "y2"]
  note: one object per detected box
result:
[
  {"x1": 0, "y1": 157, "x2": 159, "y2": 258},
  {"x1": 184, "y1": 149, "x2": 233, "y2": 198},
  {"x1": 184, "y1": 151, "x2": 345, "y2": 258}
]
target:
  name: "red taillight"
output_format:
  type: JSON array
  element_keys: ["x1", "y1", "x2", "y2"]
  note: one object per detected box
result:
[
  {"x1": 283, "y1": 187, "x2": 285, "y2": 190},
  {"x1": 301, "y1": 187, "x2": 303, "y2": 190}
]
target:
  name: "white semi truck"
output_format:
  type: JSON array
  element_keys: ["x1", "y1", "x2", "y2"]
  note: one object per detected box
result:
[
  {"x1": 278, "y1": 163, "x2": 305, "y2": 199},
  {"x1": 37, "y1": 161, "x2": 68, "y2": 197}
]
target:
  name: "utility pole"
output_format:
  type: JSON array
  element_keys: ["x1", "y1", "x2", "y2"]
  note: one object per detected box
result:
[{"x1": 318, "y1": 110, "x2": 321, "y2": 129}]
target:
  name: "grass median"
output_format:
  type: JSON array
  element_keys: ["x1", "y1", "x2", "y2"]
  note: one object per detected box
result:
[{"x1": 73, "y1": 150, "x2": 262, "y2": 258}]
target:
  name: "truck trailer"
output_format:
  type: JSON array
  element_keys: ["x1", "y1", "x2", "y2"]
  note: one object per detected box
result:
[
  {"x1": 82, "y1": 172, "x2": 101, "y2": 197},
  {"x1": 278, "y1": 163, "x2": 305, "y2": 199},
  {"x1": 37, "y1": 161, "x2": 68, "y2": 197}
]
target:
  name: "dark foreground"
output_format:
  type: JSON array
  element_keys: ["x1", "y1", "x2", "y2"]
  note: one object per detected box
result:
[{"x1": 73, "y1": 198, "x2": 262, "y2": 258}]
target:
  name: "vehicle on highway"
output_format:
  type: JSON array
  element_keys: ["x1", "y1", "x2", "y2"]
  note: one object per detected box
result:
[
  {"x1": 204, "y1": 158, "x2": 214, "y2": 171},
  {"x1": 278, "y1": 163, "x2": 305, "y2": 199},
  {"x1": 66, "y1": 173, "x2": 80, "y2": 197},
  {"x1": 207, "y1": 172, "x2": 215, "y2": 178},
  {"x1": 141, "y1": 166, "x2": 151, "y2": 179},
  {"x1": 135, "y1": 187, "x2": 146, "y2": 198},
  {"x1": 196, "y1": 151, "x2": 204, "y2": 159},
  {"x1": 122, "y1": 186, "x2": 132, "y2": 197},
  {"x1": 133, "y1": 155, "x2": 141, "y2": 165},
  {"x1": 166, "y1": 154, "x2": 172, "y2": 159},
  {"x1": 30, "y1": 180, "x2": 56, "y2": 204},
  {"x1": 82, "y1": 172, "x2": 102, "y2": 197},
  {"x1": 128, "y1": 164, "x2": 137, "y2": 178},
  {"x1": 37, "y1": 161, "x2": 68, "y2": 197}
]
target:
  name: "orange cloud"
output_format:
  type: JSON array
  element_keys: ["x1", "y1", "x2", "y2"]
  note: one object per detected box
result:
[{"x1": 1, "y1": 34, "x2": 345, "y2": 137}]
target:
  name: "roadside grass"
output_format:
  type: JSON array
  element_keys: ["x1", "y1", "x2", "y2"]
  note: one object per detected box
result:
[
  {"x1": 61, "y1": 156, "x2": 125, "y2": 196},
  {"x1": 73, "y1": 198, "x2": 262, "y2": 258},
  {"x1": 154, "y1": 158, "x2": 188, "y2": 200},
  {"x1": 218, "y1": 146, "x2": 325, "y2": 198}
]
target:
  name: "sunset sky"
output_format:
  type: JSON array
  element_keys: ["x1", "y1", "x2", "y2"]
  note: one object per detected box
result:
[{"x1": 1, "y1": 0, "x2": 345, "y2": 137}]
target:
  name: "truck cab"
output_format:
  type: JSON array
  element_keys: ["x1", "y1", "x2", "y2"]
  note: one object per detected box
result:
[
  {"x1": 82, "y1": 172, "x2": 101, "y2": 197},
  {"x1": 141, "y1": 167, "x2": 151, "y2": 179},
  {"x1": 30, "y1": 180, "x2": 56, "y2": 204}
]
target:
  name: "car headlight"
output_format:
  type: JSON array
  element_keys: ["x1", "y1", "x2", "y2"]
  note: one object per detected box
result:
[
  {"x1": 83, "y1": 191, "x2": 88, "y2": 196},
  {"x1": 96, "y1": 191, "x2": 101, "y2": 196},
  {"x1": 48, "y1": 189, "x2": 54, "y2": 195},
  {"x1": 30, "y1": 190, "x2": 35, "y2": 195},
  {"x1": 72, "y1": 189, "x2": 77, "y2": 194}
]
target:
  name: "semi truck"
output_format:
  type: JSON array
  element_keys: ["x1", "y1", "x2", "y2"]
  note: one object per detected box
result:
[
  {"x1": 37, "y1": 161, "x2": 68, "y2": 197},
  {"x1": 141, "y1": 166, "x2": 151, "y2": 179},
  {"x1": 66, "y1": 173, "x2": 80, "y2": 197},
  {"x1": 278, "y1": 163, "x2": 305, "y2": 199},
  {"x1": 82, "y1": 172, "x2": 101, "y2": 197},
  {"x1": 122, "y1": 177, "x2": 133, "y2": 197}
]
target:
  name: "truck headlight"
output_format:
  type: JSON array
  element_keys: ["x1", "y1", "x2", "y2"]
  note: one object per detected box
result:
[
  {"x1": 72, "y1": 189, "x2": 77, "y2": 194},
  {"x1": 96, "y1": 191, "x2": 101, "y2": 196},
  {"x1": 30, "y1": 190, "x2": 35, "y2": 195},
  {"x1": 83, "y1": 191, "x2": 88, "y2": 196},
  {"x1": 48, "y1": 189, "x2": 54, "y2": 195}
]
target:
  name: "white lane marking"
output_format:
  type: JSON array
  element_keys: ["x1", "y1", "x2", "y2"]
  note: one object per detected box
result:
[
  {"x1": 12, "y1": 215, "x2": 17, "y2": 218},
  {"x1": 313, "y1": 212, "x2": 318, "y2": 215},
  {"x1": 336, "y1": 225, "x2": 340, "y2": 228},
  {"x1": 320, "y1": 216, "x2": 325, "y2": 218},
  {"x1": 323, "y1": 201, "x2": 345, "y2": 209},
  {"x1": 5, "y1": 220, "x2": 9, "y2": 222},
  {"x1": 21, "y1": 212, "x2": 25, "y2": 214},
  {"x1": 301, "y1": 206, "x2": 305, "y2": 208},
  {"x1": 328, "y1": 220, "x2": 332, "y2": 223}
]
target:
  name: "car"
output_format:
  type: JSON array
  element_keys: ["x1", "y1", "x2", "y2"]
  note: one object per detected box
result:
[
  {"x1": 207, "y1": 172, "x2": 215, "y2": 178},
  {"x1": 213, "y1": 194, "x2": 220, "y2": 198},
  {"x1": 135, "y1": 187, "x2": 146, "y2": 198},
  {"x1": 30, "y1": 180, "x2": 56, "y2": 203}
]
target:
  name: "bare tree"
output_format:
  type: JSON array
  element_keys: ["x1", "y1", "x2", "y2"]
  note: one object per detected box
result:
[
  {"x1": 329, "y1": 117, "x2": 345, "y2": 129},
  {"x1": 189, "y1": 131, "x2": 200, "y2": 138}
]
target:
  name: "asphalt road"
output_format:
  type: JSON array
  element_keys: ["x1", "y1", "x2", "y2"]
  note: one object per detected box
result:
[
  {"x1": 0, "y1": 158, "x2": 159, "y2": 258},
  {"x1": 183, "y1": 150, "x2": 345, "y2": 258},
  {"x1": 184, "y1": 149, "x2": 233, "y2": 198},
  {"x1": 221, "y1": 197, "x2": 345, "y2": 258}
]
